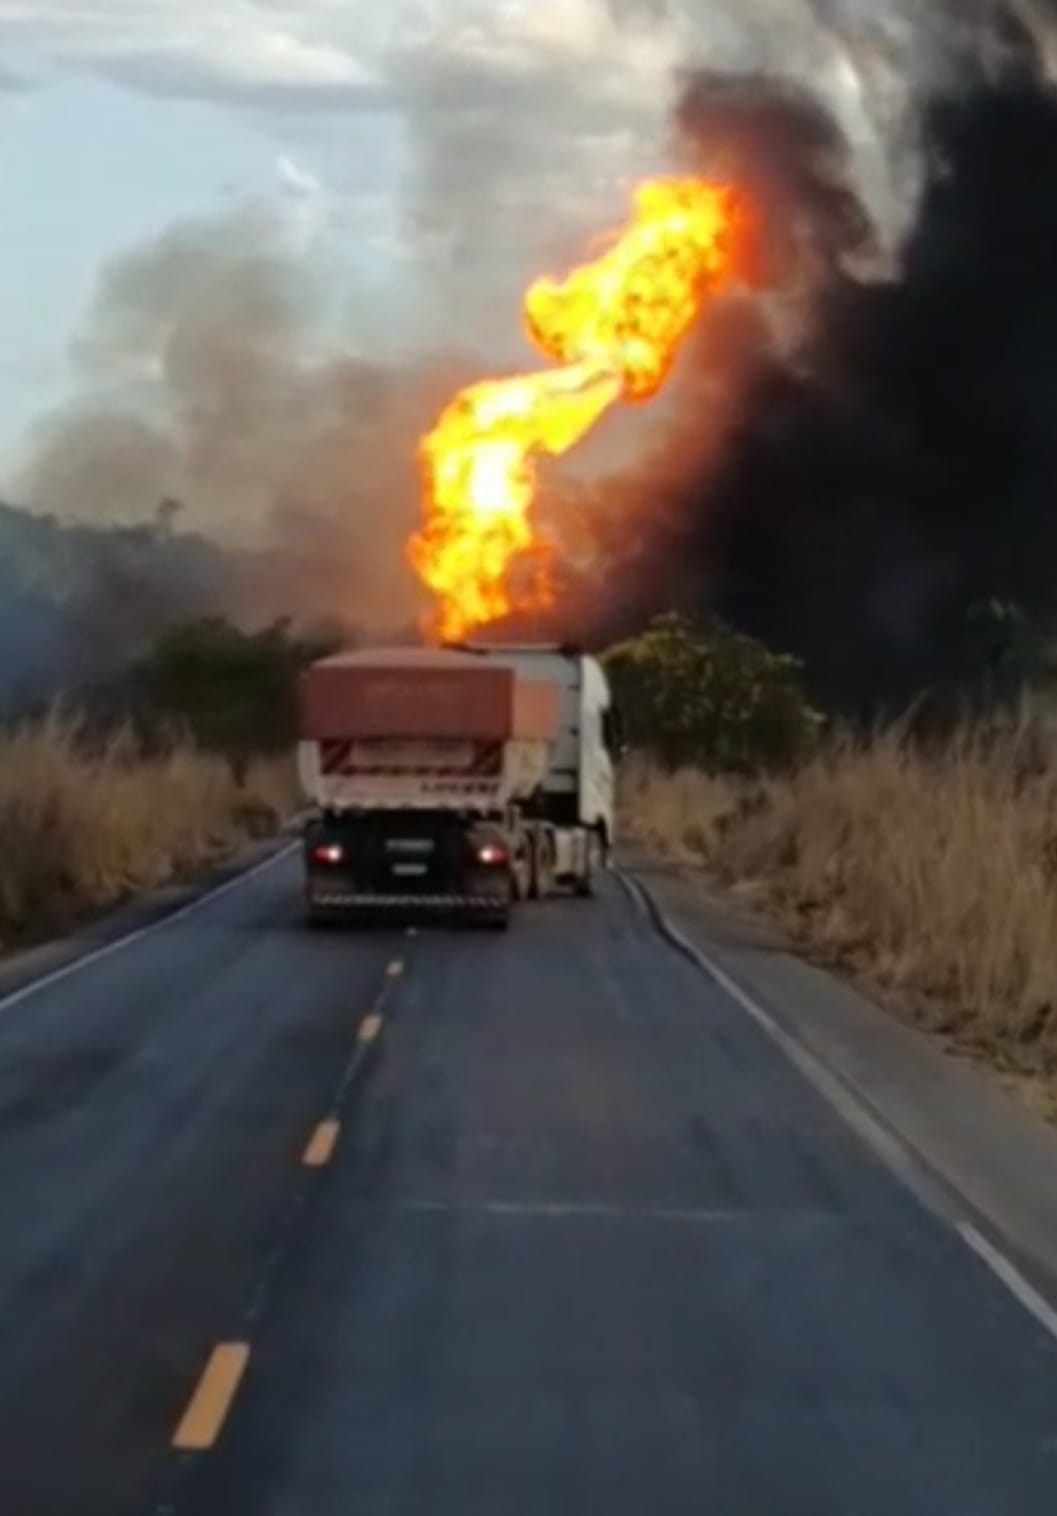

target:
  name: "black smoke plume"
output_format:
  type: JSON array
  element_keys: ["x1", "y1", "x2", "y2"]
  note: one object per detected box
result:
[{"x1": 550, "y1": 16, "x2": 1057, "y2": 713}]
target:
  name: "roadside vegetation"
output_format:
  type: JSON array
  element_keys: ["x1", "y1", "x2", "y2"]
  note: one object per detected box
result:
[
  {"x1": 0, "y1": 720, "x2": 298, "y2": 949},
  {"x1": 133, "y1": 615, "x2": 343, "y2": 764},
  {"x1": 0, "y1": 617, "x2": 340, "y2": 953},
  {"x1": 605, "y1": 612, "x2": 824, "y2": 772},
  {"x1": 613, "y1": 615, "x2": 1057, "y2": 1111}
]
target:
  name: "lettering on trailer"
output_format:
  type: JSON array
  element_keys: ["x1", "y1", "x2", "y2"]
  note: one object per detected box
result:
[
  {"x1": 325, "y1": 778, "x2": 498, "y2": 798},
  {"x1": 319, "y1": 740, "x2": 502, "y2": 778}
]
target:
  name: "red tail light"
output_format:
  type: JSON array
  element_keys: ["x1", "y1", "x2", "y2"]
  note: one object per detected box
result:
[
  {"x1": 476, "y1": 843, "x2": 508, "y2": 866},
  {"x1": 311, "y1": 842, "x2": 345, "y2": 866}
]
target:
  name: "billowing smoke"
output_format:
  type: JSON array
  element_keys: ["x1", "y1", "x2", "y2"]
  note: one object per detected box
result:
[
  {"x1": 0, "y1": 499, "x2": 228, "y2": 708},
  {"x1": 13, "y1": 0, "x2": 1057, "y2": 712},
  {"x1": 536, "y1": 3, "x2": 1057, "y2": 711},
  {"x1": 15, "y1": 205, "x2": 463, "y2": 647}
]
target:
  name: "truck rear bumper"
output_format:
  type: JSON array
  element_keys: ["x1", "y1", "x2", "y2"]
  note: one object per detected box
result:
[{"x1": 308, "y1": 888, "x2": 506, "y2": 912}]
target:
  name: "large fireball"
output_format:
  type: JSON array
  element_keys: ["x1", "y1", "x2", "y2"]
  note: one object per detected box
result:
[{"x1": 408, "y1": 177, "x2": 744, "y2": 643}]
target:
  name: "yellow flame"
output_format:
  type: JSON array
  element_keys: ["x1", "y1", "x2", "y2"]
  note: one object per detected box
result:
[{"x1": 409, "y1": 177, "x2": 743, "y2": 642}]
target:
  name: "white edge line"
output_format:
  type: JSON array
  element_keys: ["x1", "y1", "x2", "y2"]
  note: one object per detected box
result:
[
  {"x1": 620, "y1": 868, "x2": 1057, "y2": 1343},
  {"x1": 618, "y1": 870, "x2": 928, "y2": 1197},
  {"x1": 959, "y1": 1223, "x2": 1057, "y2": 1343},
  {"x1": 0, "y1": 841, "x2": 298, "y2": 1016},
  {"x1": 620, "y1": 871, "x2": 650, "y2": 924}
]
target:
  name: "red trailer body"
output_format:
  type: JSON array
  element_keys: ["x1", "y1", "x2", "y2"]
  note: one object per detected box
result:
[{"x1": 298, "y1": 648, "x2": 559, "y2": 745}]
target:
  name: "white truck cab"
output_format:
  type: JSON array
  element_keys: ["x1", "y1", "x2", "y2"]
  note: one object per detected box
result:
[{"x1": 454, "y1": 643, "x2": 620, "y2": 854}]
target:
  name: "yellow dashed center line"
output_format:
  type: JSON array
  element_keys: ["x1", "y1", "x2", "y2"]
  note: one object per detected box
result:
[
  {"x1": 359, "y1": 1013, "x2": 384, "y2": 1045},
  {"x1": 173, "y1": 1343, "x2": 250, "y2": 1451},
  {"x1": 302, "y1": 1118, "x2": 341, "y2": 1168},
  {"x1": 170, "y1": 954, "x2": 402, "y2": 1457}
]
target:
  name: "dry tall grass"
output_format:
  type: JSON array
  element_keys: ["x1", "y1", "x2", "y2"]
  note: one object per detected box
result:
[
  {"x1": 624, "y1": 726, "x2": 1057, "y2": 1083},
  {"x1": 0, "y1": 718, "x2": 299, "y2": 949}
]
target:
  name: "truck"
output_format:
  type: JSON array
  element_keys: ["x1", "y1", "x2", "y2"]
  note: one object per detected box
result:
[{"x1": 297, "y1": 642, "x2": 621, "y2": 928}]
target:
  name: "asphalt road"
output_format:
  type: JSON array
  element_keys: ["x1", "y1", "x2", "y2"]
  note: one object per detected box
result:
[{"x1": 0, "y1": 850, "x2": 1055, "y2": 1515}]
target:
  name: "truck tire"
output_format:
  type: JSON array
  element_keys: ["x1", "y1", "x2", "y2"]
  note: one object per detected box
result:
[
  {"x1": 528, "y1": 828, "x2": 555, "y2": 900},
  {"x1": 511, "y1": 839, "x2": 532, "y2": 903},
  {"x1": 527, "y1": 832, "x2": 541, "y2": 901},
  {"x1": 475, "y1": 897, "x2": 512, "y2": 930},
  {"x1": 573, "y1": 829, "x2": 604, "y2": 899},
  {"x1": 474, "y1": 872, "x2": 514, "y2": 929}
]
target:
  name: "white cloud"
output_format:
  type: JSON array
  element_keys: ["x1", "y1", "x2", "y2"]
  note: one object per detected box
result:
[
  {"x1": 0, "y1": 2, "x2": 1042, "y2": 127},
  {"x1": 275, "y1": 152, "x2": 331, "y2": 250},
  {"x1": 277, "y1": 154, "x2": 322, "y2": 198},
  {"x1": 0, "y1": 1, "x2": 977, "y2": 176},
  {"x1": 0, "y1": 1, "x2": 808, "y2": 149},
  {"x1": 0, "y1": 4, "x2": 378, "y2": 108},
  {"x1": 0, "y1": 1, "x2": 1036, "y2": 307}
]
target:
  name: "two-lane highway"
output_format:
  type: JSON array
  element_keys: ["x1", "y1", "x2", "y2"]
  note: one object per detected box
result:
[
  {"x1": 0, "y1": 852, "x2": 1056, "y2": 1514},
  {"x1": 0, "y1": 849, "x2": 406, "y2": 1516}
]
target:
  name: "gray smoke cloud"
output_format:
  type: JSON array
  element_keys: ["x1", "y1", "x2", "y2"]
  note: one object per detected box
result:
[
  {"x1": 15, "y1": 205, "x2": 467, "y2": 634},
  {"x1": 13, "y1": 0, "x2": 1057, "y2": 700}
]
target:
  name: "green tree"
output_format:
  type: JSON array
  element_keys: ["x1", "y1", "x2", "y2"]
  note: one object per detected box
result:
[
  {"x1": 137, "y1": 616, "x2": 346, "y2": 770},
  {"x1": 604, "y1": 613, "x2": 823, "y2": 772}
]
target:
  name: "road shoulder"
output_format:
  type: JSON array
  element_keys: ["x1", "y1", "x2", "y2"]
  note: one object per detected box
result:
[
  {"x1": 623, "y1": 849, "x2": 1057, "y2": 1309},
  {"x1": 0, "y1": 822, "x2": 302, "y2": 1012}
]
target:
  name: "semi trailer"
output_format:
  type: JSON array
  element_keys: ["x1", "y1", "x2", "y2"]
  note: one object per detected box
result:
[{"x1": 297, "y1": 643, "x2": 620, "y2": 928}]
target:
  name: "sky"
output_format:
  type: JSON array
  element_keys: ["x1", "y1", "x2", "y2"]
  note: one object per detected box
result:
[
  {"x1": 0, "y1": 0, "x2": 1035, "y2": 503},
  {"x1": 0, "y1": 1, "x2": 674, "y2": 486}
]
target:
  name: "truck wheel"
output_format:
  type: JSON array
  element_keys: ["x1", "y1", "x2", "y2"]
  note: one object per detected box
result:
[
  {"x1": 527, "y1": 833, "x2": 541, "y2": 901},
  {"x1": 573, "y1": 830, "x2": 603, "y2": 899},
  {"x1": 528, "y1": 830, "x2": 555, "y2": 900},
  {"x1": 474, "y1": 898, "x2": 511, "y2": 930},
  {"x1": 511, "y1": 843, "x2": 532, "y2": 903},
  {"x1": 475, "y1": 874, "x2": 513, "y2": 928}
]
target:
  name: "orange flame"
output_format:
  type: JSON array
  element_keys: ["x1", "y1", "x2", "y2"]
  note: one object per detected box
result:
[{"x1": 409, "y1": 177, "x2": 743, "y2": 642}]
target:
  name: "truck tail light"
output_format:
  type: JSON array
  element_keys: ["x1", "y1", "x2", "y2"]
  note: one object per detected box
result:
[
  {"x1": 476, "y1": 843, "x2": 508, "y2": 867},
  {"x1": 311, "y1": 842, "x2": 345, "y2": 866}
]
